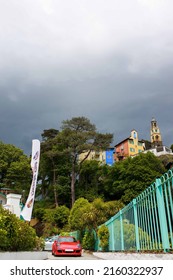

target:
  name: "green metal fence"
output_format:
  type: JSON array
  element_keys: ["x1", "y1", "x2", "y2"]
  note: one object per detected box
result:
[{"x1": 104, "y1": 169, "x2": 173, "y2": 252}]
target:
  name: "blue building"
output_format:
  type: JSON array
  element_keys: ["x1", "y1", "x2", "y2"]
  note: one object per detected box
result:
[{"x1": 105, "y1": 148, "x2": 114, "y2": 166}]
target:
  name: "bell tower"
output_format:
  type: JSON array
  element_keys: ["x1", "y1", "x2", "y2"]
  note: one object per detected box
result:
[{"x1": 150, "y1": 118, "x2": 162, "y2": 147}]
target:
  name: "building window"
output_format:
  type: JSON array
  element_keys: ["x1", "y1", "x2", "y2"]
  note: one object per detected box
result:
[
  {"x1": 130, "y1": 148, "x2": 135, "y2": 152},
  {"x1": 129, "y1": 139, "x2": 134, "y2": 144},
  {"x1": 138, "y1": 142, "x2": 143, "y2": 146},
  {"x1": 134, "y1": 132, "x2": 137, "y2": 139}
]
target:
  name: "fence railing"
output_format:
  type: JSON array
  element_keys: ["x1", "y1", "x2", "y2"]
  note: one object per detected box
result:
[{"x1": 103, "y1": 169, "x2": 173, "y2": 252}]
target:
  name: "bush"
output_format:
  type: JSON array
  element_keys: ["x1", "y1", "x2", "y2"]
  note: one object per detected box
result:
[
  {"x1": 68, "y1": 198, "x2": 90, "y2": 231},
  {"x1": 0, "y1": 205, "x2": 38, "y2": 251},
  {"x1": 35, "y1": 236, "x2": 45, "y2": 251},
  {"x1": 15, "y1": 221, "x2": 37, "y2": 251},
  {"x1": 97, "y1": 224, "x2": 109, "y2": 251},
  {"x1": 54, "y1": 205, "x2": 70, "y2": 228},
  {"x1": 33, "y1": 208, "x2": 46, "y2": 221},
  {"x1": 82, "y1": 231, "x2": 95, "y2": 251},
  {"x1": 42, "y1": 222, "x2": 59, "y2": 237}
]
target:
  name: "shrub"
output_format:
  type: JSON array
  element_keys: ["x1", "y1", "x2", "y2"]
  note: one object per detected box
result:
[
  {"x1": 97, "y1": 224, "x2": 109, "y2": 251},
  {"x1": 42, "y1": 222, "x2": 59, "y2": 237},
  {"x1": 0, "y1": 205, "x2": 38, "y2": 251},
  {"x1": 54, "y1": 205, "x2": 70, "y2": 228},
  {"x1": 68, "y1": 198, "x2": 90, "y2": 230},
  {"x1": 34, "y1": 236, "x2": 45, "y2": 251},
  {"x1": 15, "y1": 220, "x2": 37, "y2": 251},
  {"x1": 82, "y1": 231, "x2": 95, "y2": 251},
  {"x1": 43, "y1": 209, "x2": 55, "y2": 223},
  {"x1": 0, "y1": 228, "x2": 9, "y2": 249},
  {"x1": 33, "y1": 208, "x2": 46, "y2": 221}
]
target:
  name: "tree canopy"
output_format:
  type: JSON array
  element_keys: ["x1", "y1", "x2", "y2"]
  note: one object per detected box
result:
[
  {"x1": 101, "y1": 152, "x2": 166, "y2": 203},
  {"x1": 39, "y1": 116, "x2": 113, "y2": 206},
  {"x1": 0, "y1": 141, "x2": 31, "y2": 194}
]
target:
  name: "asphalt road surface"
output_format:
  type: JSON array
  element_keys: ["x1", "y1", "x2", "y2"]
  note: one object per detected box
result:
[{"x1": 47, "y1": 251, "x2": 101, "y2": 260}]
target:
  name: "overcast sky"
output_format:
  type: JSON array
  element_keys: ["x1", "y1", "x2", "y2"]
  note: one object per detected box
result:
[{"x1": 0, "y1": 0, "x2": 173, "y2": 154}]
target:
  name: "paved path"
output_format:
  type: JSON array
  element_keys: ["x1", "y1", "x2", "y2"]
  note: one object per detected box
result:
[
  {"x1": 93, "y1": 252, "x2": 173, "y2": 260},
  {"x1": 48, "y1": 251, "x2": 101, "y2": 260}
]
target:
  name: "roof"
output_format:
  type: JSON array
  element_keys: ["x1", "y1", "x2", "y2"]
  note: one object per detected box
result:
[
  {"x1": 114, "y1": 137, "x2": 130, "y2": 147},
  {"x1": 115, "y1": 137, "x2": 144, "y2": 147}
]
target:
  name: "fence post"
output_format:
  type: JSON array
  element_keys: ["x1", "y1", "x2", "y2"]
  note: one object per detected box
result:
[
  {"x1": 120, "y1": 210, "x2": 124, "y2": 250},
  {"x1": 156, "y1": 178, "x2": 170, "y2": 251},
  {"x1": 133, "y1": 199, "x2": 140, "y2": 251},
  {"x1": 111, "y1": 218, "x2": 115, "y2": 251}
]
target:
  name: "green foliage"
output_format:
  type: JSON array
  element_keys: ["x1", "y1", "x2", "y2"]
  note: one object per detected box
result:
[
  {"x1": 77, "y1": 160, "x2": 104, "y2": 201},
  {"x1": 68, "y1": 197, "x2": 122, "y2": 232},
  {"x1": 103, "y1": 152, "x2": 166, "y2": 203},
  {"x1": 104, "y1": 200, "x2": 124, "y2": 217},
  {"x1": 0, "y1": 206, "x2": 38, "y2": 251},
  {"x1": 40, "y1": 128, "x2": 71, "y2": 207},
  {"x1": 33, "y1": 207, "x2": 46, "y2": 221},
  {"x1": 39, "y1": 117, "x2": 113, "y2": 207},
  {"x1": 60, "y1": 117, "x2": 113, "y2": 205},
  {"x1": 113, "y1": 221, "x2": 151, "y2": 250},
  {"x1": 43, "y1": 206, "x2": 70, "y2": 228},
  {"x1": 43, "y1": 209, "x2": 55, "y2": 224},
  {"x1": 0, "y1": 228, "x2": 8, "y2": 249},
  {"x1": 0, "y1": 141, "x2": 31, "y2": 193},
  {"x1": 158, "y1": 154, "x2": 173, "y2": 170},
  {"x1": 82, "y1": 231, "x2": 95, "y2": 251},
  {"x1": 33, "y1": 205, "x2": 70, "y2": 237},
  {"x1": 15, "y1": 221, "x2": 37, "y2": 251},
  {"x1": 42, "y1": 223, "x2": 59, "y2": 237},
  {"x1": 97, "y1": 225, "x2": 109, "y2": 251},
  {"x1": 54, "y1": 205, "x2": 70, "y2": 228},
  {"x1": 35, "y1": 236, "x2": 45, "y2": 251},
  {"x1": 68, "y1": 198, "x2": 90, "y2": 231}
]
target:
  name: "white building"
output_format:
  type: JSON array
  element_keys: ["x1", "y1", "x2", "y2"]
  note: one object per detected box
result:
[
  {"x1": 3, "y1": 193, "x2": 22, "y2": 218},
  {"x1": 143, "y1": 146, "x2": 173, "y2": 157}
]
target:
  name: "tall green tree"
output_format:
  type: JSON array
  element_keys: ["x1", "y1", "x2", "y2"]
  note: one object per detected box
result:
[
  {"x1": 40, "y1": 117, "x2": 113, "y2": 207},
  {"x1": 40, "y1": 129, "x2": 71, "y2": 207},
  {"x1": 76, "y1": 160, "x2": 104, "y2": 201},
  {"x1": 0, "y1": 141, "x2": 31, "y2": 193},
  {"x1": 59, "y1": 116, "x2": 113, "y2": 206}
]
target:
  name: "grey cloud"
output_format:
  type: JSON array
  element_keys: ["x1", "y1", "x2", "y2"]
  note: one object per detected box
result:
[{"x1": 0, "y1": 0, "x2": 173, "y2": 154}]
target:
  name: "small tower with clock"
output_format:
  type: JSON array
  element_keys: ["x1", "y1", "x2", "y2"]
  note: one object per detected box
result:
[{"x1": 150, "y1": 118, "x2": 163, "y2": 148}]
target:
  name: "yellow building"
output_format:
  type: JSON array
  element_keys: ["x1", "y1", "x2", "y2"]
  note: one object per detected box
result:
[
  {"x1": 78, "y1": 150, "x2": 105, "y2": 164},
  {"x1": 114, "y1": 129, "x2": 145, "y2": 161}
]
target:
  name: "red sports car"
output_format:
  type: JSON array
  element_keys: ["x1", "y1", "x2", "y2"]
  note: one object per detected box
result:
[{"x1": 52, "y1": 236, "x2": 82, "y2": 257}]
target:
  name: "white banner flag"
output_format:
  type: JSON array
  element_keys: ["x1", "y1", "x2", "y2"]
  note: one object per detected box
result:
[{"x1": 20, "y1": 139, "x2": 40, "y2": 221}]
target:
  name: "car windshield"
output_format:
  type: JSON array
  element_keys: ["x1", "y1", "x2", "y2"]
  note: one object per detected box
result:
[{"x1": 58, "y1": 237, "x2": 76, "y2": 243}]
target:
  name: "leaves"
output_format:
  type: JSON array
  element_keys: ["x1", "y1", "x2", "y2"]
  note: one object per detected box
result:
[
  {"x1": 101, "y1": 152, "x2": 166, "y2": 203},
  {"x1": 0, "y1": 206, "x2": 37, "y2": 251},
  {"x1": 0, "y1": 141, "x2": 31, "y2": 192},
  {"x1": 39, "y1": 116, "x2": 113, "y2": 206}
]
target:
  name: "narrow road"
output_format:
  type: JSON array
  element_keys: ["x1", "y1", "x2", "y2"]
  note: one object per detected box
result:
[{"x1": 47, "y1": 251, "x2": 102, "y2": 260}]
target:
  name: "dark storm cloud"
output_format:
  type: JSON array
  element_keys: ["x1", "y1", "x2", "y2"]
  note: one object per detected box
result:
[{"x1": 0, "y1": 0, "x2": 173, "y2": 154}]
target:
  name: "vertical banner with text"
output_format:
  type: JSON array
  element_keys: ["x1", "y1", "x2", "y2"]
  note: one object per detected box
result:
[{"x1": 20, "y1": 139, "x2": 40, "y2": 221}]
